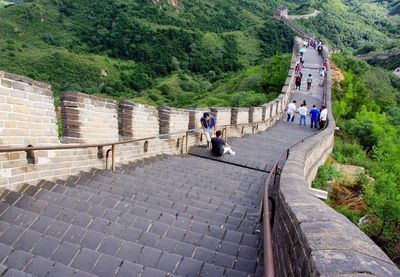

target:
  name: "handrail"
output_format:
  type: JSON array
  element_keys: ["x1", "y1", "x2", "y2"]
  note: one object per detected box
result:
[
  {"x1": 262, "y1": 43, "x2": 329, "y2": 277},
  {"x1": 262, "y1": 119, "x2": 329, "y2": 277},
  {"x1": 0, "y1": 122, "x2": 258, "y2": 153},
  {"x1": 0, "y1": 121, "x2": 261, "y2": 172}
]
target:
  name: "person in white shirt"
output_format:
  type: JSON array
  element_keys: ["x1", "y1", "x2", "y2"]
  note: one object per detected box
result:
[
  {"x1": 297, "y1": 104, "x2": 308, "y2": 126},
  {"x1": 319, "y1": 105, "x2": 328, "y2": 129},
  {"x1": 286, "y1": 100, "x2": 297, "y2": 122}
]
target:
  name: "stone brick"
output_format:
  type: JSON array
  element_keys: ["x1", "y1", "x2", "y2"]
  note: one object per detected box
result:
[
  {"x1": 24, "y1": 256, "x2": 54, "y2": 277},
  {"x1": 175, "y1": 257, "x2": 203, "y2": 276},
  {"x1": 71, "y1": 248, "x2": 101, "y2": 272},
  {"x1": 156, "y1": 252, "x2": 182, "y2": 272},
  {"x1": 51, "y1": 241, "x2": 80, "y2": 265},
  {"x1": 5, "y1": 250, "x2": 33, "y2": 270},
  {"x1": 31, "y1": 235, "x2": 59, "y2": 258},
  {"x1": 91, "y1": 254, "x2": 122, "y2": 277},
  {"x1": 115, "y1": 261, "x2": 143, "y2": 277}
]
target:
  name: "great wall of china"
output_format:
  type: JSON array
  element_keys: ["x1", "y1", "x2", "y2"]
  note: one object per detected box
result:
[{"x1": 0, "y1": 8, "x2": 399, "y2": 276}]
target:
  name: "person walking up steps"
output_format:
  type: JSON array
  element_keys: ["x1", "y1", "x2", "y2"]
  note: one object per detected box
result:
[
  {"x1": 211, "y1": 130, "x2": 235, "y2": 156},
  {"x1": 319, "y1": 105, "x2": 328, "y2": 130},
  {"x1": 309, "y1": 105, "x2": 319, "y2": 129},
  {"x1": 286, "y1": 100, "x2": 297, "y2": 122},
  {"x1": 200, "y1": 112, "x2": 216, "y2": 148},
  {"x1": 298, "y1": 104, "x2": 308, "y2": 126},
  {"x1": 307, "y1": 74, "x2": 313, "y2": 90},
  {"x1": 295, "y1": 74, "x2": 302, "y2": 90}
]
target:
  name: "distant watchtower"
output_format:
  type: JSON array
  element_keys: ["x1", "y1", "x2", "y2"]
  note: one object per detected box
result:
[{"x1": 274, "y1": 6, "x2": 288, "y2": 20}]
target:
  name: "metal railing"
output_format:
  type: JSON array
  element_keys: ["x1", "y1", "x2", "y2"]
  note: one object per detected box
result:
[
  {"x1": 0, "y1": 122, "x2": 265, "y2": 171},
  {"x1": 261, "y1": 56, "x2": 329, "y2": 277}
]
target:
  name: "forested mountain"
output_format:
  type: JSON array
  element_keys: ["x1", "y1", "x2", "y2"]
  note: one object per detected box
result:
[
  {"x1": 0, "y1": 0, "x2": 297, "y2": 106},
  {"x1": 1, "y1": 0, "x2": 399, "y2": 106}
]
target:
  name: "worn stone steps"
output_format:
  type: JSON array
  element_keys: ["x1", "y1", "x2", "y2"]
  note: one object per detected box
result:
[
  {"x1": 7, "y1": 182, "x2": 259, "y2": 244},
  {"x1": 65, "y1": 171, "x2": 259, "y2": 231},
  {"x1": 1, "y1": 181, "x2": 258, "y2": 274},
  {"x1": 0, "y1": 195, "x2": 256, "y2": 276}
]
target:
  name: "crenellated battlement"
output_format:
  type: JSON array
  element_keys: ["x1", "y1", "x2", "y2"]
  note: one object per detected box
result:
[{"x1": 0, "y1": 37, "x2": 300, "y2": 190}]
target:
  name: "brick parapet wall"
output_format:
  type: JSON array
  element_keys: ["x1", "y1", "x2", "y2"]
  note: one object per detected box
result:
[
  {"x1": 0, "y1": 72, "x2": 59, "y2": 147},
  {"x1": 118, "y1": 100, "x2": 159, "y2": 139},
  {"x1": 273, "y1": 42, "x2": 400, "y2": 276},
  {"x1": 249, "y1": 107, "x2": 264, "y2": 123},
  {"x1": 158, "y1": 107, "x2": 189, "y2": 135},
  {"x1": 61, "y1": 92, "x2": 119, "y2": 144},
  {"x1": 231, "y1": 108, "x2": 250, "y2": 125},
  {"x1": 210, "y1": 108, "x2": 231, "y2": 127}
]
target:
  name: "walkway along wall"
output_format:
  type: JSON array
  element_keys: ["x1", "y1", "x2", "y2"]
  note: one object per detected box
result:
[
  {"x1": 272, "y1": 44, "x2": 400, "y2": 275},
  {"x1": 0, "y1": 39, "x2": 300, "y2": 190}
]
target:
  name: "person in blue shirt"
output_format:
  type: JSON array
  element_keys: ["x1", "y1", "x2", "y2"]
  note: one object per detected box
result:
[
  {"x1": 200, "y1": 112, "x2": 216, "y2": 148},
  {"x1": 309, "y1": 105, "x2": 320, "y2": 129},
  {"x1": 211, "y1": 130, "x2": 235, "y2": 156}
]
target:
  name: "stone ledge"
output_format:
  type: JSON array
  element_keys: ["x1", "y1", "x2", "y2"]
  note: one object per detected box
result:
[{"x1": 0, "y1": 71, "x2": 51, "y2": 90}]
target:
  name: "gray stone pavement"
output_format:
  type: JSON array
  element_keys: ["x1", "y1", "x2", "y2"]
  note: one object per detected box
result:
[{"x1": 0, "y1": 48, "x2": 324, "y2": 277}]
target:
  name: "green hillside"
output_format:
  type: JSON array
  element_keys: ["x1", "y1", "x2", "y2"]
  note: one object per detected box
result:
[
  {"x1": 1, "y1": 0, "x2": 398, "y2": 106},
  {"x1": 0, "y1": 0, "x2": 296, "y2": 106}
]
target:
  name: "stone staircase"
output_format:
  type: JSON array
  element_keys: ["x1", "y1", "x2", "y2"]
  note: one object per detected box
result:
[
  {"x1": 280, "y1": 17, "x2": 308, "y2": 38},
  {"x1": 0, "y1": 120, "x2": 318, "y2": 277},
  {"x1": 0, "y1": 158, "x2": 265, "y2": 276}
]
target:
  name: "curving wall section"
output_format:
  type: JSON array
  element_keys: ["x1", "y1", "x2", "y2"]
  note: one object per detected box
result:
[{"x1": 273, "y1": 44, "x2": 400, "y2": 276}]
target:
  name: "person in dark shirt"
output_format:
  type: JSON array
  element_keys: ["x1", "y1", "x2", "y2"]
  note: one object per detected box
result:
[{"x1": 211, "y1": 130, "x2": 235, "y2": 156}]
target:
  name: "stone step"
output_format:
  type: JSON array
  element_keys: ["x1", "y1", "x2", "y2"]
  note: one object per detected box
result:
[
  {"x1": 78, "y1": 171, "x2": 261, "y2": 216},
  {"x1": 60, "y1": 173, "x2": 258, "y2": 228},
  {"x1": 0, "y1": 188, "x2": 261, "y2": 270},
  {"x1": 79, "y1": 166, "x2": 263, "y2": 211},
  {"x1": 15, "y1": 181, "x2": 259, "y2": 239},
  {"x1": 0, "y1": 199, "x2": 260, "y2": 276},
  {"x1": 0, "y1": 221, "x2": 174, "y2": 277}
]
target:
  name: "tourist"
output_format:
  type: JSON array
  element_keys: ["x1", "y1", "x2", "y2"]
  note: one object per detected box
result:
[
  {"x1": 211, "y1": 130, "x2": 235, "y2": 156},
  {"x1": 300, "y1": 56, "x2": 305, "y2": 68},
  {"x1": 319, "y1": 105, "x2": 328, "y2": 129},
  {"x1": 295, "y1": 63, "x2": 302, "y2": 75},
  {"x1": 200, "y1": 112, "x2": 216, "y2": 148},
  {"x1": 298, "y1": 104, "x2": 308, "y2": 126},
  {"x1": 286, "y1": 100, "x2": 297, "y2": 122},
  {"x1": 319, "y1": 64, "x2": 326, "y2": 87},
  {"x1": 295, "y1": 74, "x2": 302, "y2": 90},
  {"x1": 309, "y1": 105, "x2": 319, "y2": 129},
  {"x1": 307, "y1": 74, "x2": 313, "y2": 90}
]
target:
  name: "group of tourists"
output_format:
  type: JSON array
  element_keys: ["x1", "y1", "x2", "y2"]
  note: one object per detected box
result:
[
  {"x1": 294, "y1": 60, "x2": 313, "y2": 92},
  {"x1": 304, "y1": 36, "x2": 323, "y2": 53},
  {"x1": 200, "y1": 112, "x2": 235, "y2": 157},
  {"x1": 286, "y1": 100, "x2": 328, "y2": 129}
]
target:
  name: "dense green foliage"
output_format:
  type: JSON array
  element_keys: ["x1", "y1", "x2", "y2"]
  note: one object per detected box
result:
[
  {"x1": 331, "y1": 54, "x2": 400, "y2": 264},
  {"x1": 297, "y1": 0, "x2": 400, "y2": 52},
  {"x1": 312, "y1": 163, "x2": 341, "y2": 190},
  {"x1": 0, "y1": 0, "x2": 296, "y2": 106}
]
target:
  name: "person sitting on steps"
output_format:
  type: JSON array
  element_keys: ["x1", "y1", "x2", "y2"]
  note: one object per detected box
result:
[{"x1": 211, "y1": 130, "x2": 235, "y2": 156}]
